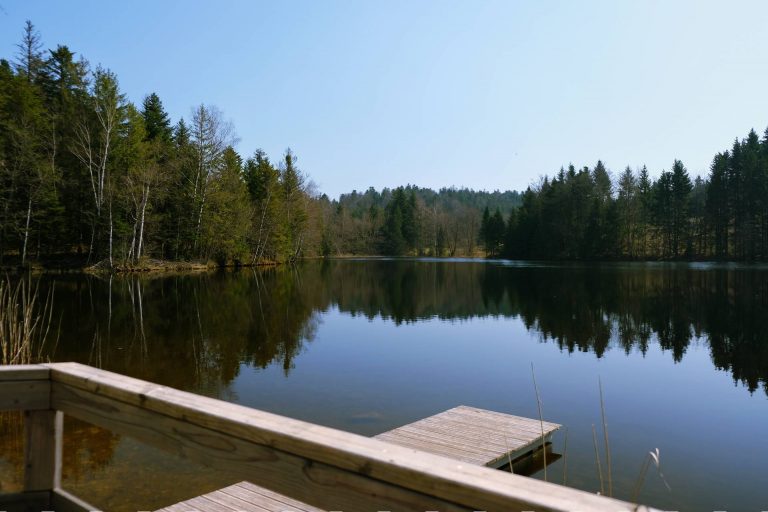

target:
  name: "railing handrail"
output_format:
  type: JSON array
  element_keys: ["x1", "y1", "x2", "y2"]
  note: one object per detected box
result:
[{"x1": 1, "y1": 362, "x2": 657, "y2": 512}]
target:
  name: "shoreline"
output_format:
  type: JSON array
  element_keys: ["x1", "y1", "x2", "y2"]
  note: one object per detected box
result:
[{"x1": 2, "y1": 254, "x2": 758, "y2": 275}]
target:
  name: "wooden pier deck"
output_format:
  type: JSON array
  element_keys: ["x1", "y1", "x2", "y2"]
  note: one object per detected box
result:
[
  {"x1": 159, "y1": 405, "x2": 561, "y2": 512},
  {"x1": 374, "y1": 405, "x2": 561, "y2": 468},
  {"x1": 157, "y1": 481, "x2": 322, "y2": 512},
  {"x1": 1, "y1": 363, "x2": 653, "y2": 512}
]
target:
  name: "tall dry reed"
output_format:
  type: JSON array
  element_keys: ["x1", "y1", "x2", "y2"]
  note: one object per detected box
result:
[{"x1": 0, "y1": 276, "x2": 56, "y2": 365}]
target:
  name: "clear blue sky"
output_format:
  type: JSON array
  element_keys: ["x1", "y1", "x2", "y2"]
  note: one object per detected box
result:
[{"x1": 2, "y1": 0, "x2": 768, "y2": 198}]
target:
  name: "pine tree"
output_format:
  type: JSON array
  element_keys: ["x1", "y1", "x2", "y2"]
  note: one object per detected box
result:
[
  {"x1": 245, "y1": 149, "x2": 283, "y2": 262},
  {"x1": 707, "y1": 152, "x2": 729, "y2": 258},
  {"x1": 141, "y1": 93, "x2": 172, "y2": 143},
  {"x1": 14, "y1": 21, "x2": 44, "y2": 83},
  {"x1": 479, "y1": 206, "x2": 490, "y2": 255},
  {"x1": 670, "y1": 160, "x2": 692, "y2": 258},
  {"x1": 203, "y1": 146, "x2": 250, "y2": 263},
  {"x1": 281, "y1": 149, "x2": 308, "y2": 261}
]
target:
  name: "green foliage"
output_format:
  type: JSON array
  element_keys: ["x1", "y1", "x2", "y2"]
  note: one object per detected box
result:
[
  {"x1": 141, "y1": 93, "x2": 172, "y2": 143},
  {"x1": 0, "y1": 22, "x2": 322, "y2": 267},
  {"x1": 3, "y1": 20, "x2": 768, "y2": 265},
  {"x1": 202, "y1": 147, "x2": 250, "y2": 263}
]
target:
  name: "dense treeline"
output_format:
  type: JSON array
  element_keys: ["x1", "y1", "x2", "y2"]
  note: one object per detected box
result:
[
  {"x1": 321, "y1": 186, "x2": 521, "y2": 256},
  {"x1": 4, "y1": 22, "x2": 768, "y2": 265},
  {"x1": 492, "y1": 129, "x2": 768, "y2": 260},
  {"x1": 0, "y1": 22, "x2": 324, "y2": 267},
  {"x1": 0, "y1": 22, "x2": 520, "y2": 267}
]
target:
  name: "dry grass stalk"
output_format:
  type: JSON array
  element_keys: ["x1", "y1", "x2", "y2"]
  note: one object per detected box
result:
[
  {"x1": 599, "y1": 376, "x2": 613, "y2": 497},
  {"x1": 632, "y1": 448, "x2": 671, "y2": 507},
  {"x1": 530, "y1": 363, "x2": 547, "y2": 482},
  {"x1": 0, "y1": 276, "x2": 56, "y2": 365},
  {"x1": 561, "y1": 426, "x2": 569, "y2": 485},
  {"x1": 592, "y1": 423, "x2": 605, "y2": 495}
]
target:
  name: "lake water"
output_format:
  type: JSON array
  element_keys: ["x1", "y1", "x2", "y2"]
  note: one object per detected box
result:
[{"x1": 1, "y1": 259, "x2": 767, "y2": 511}]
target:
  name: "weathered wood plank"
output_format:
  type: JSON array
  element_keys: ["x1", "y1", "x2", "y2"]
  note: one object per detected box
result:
[
  {"x1": 0, "y1": 380, "x2": 50, "y2": 410},
  {"x1": 47, "y1": 362, "x2": 652, "y2": 512},
  {"x1": 377, "y1": 422, "x2": 541, "y2": 452},
  {"x1": 158, "y1": 481, "x2": 324, "y2": 512},
  {"x1": 51, "y1": 381, "x2": 468, "y2": 512},
  {"x1": 0, "y1": 364, "x2": 50, "y2": 381},
  {"x1": 23, "y1": 409, "x2": 62, "y2": 491},
  {"x1": 439, "y1": 406, "x2": 560, "y2": 432},
  {"x1": 374, "y1": 405, "x2": 560, "y2": 468},
  {"x1": 229, "y1": 482, "x2": 324, "y2": 512},
  {"x1": 51, "y1": 488, "x2": 102, "y2": 512}
]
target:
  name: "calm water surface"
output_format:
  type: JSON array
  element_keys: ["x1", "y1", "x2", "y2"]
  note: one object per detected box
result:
[{"x1": 1, "y1": 259, "x2": 767, "y2": 511}]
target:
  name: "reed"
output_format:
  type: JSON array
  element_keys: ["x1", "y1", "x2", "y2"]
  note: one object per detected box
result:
[
  {"x1": 530, "y1": 363, "x2": 547, "y2": 481},
  {"x1": 632, "y1": 448, "x2": 671, "y2": 507},
  {"x1": 561, "y1": 426, "x2": 568, "y2": 485},
  {"x1": 599, "y1": 377, "x2": 612, "y2": 497},
  {"x1": 0, "y1": 276, "x2": 57, "y2": 492},
  {"x1": 0, "y1": 276, "x2": 56, "y2": 365},
  {"x1": 592, "y1": 423, "x2": 605, "y2": 495},
  {"x1": 503, "y1": 435, "x2": 514, "y2": 474}
]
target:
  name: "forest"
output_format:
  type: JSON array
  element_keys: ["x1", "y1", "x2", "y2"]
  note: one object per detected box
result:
[
  {"x1": 0, "y1": 22, "x2": 522, "y2": 267},
  {"x1": 2, "y1": 21, "x2": 768, "y2": 266}
]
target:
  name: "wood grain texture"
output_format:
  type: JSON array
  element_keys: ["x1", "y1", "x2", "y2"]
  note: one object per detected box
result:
[
  {"x1": 156, "y1": 481, "x2": 323, "y2": 512},
  {"x1": 0, "y1": 380, "x2": 50, "y2": 410},
  {"x1": 46, "y1": 362, "x2": 654, "y2": 512},
  {"x1": 374, "y1": 405, "x2": 560, "y2": 468},
  {"x1": 23, "y1": 409, "x2": 62, "y2": 491},
  {"x1": 0, "y1": 364, "x2": 50, "y2": 381},
  {"x1": 51, "y1": 381, "x2": 468, "y2": 512}
]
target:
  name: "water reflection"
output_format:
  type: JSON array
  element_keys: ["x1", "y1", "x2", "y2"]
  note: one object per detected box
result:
[
  {"x1": 40, "y1": 260, "x2": 768, "y2": 395},
  {"x1": 2, "y1": 260, "x2": 767, "y2": 510}
]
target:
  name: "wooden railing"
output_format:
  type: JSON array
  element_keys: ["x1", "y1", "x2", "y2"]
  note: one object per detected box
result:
[{"x1": 0, "y1": 363, "x2": 656, "y2": 512}]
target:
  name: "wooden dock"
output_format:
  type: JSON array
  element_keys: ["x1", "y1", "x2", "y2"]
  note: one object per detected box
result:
[
  {"x1": 159, "y1": 405, "x2": 561, "y2": 512},
  {"x1": 374, "y1": 405, "x2": 560, "y2": 468},
  {"x1": 157, "y1": 481, "x2": 322, "y2": 512},
  {"x1": 0, "y1": 363, "x2": 654, "y2": 512}
]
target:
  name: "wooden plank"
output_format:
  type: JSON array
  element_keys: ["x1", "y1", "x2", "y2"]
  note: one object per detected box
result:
[
  {"x1": 197, "y1": 490, "x2": 268, "y2": 512},
  {"x1": 47, "y1": 362, "x2": 652, "y2": 512},
  {"x1": 23, "y1": 409, "x2": 62, "y2": 492},
  {"x1": 0, "y1": 491, "x2": 50, "y2": 512},
  {"x1": 441, "y1": 406, "x2": 560, "y2": 432},
  {"x1": 51, "y1": 488, "x2": 102, "y2": 512},
  {"x1": 227, "y1": 482, "x2": 324, "y2": 511},
  {"x1": 51, "y1": 381, "x2": 468, "y2": 512},
  {"x1": 0, "y1": 380, "x2": 50, "y2": 410},
  {"x1": 0, "y1": 364, "x2": 50, "y2": 381},
  {"x1": 159, "y1": 481, "x2": 324, "y2": 512},
  {"x1": 377, "y1": 422, "x2": 543, "y2": 451},
  {"x1": 375, "y1": 405, "x2": 560, "y2": 469}
]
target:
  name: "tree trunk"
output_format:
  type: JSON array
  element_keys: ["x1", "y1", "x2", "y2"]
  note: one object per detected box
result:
[
  {"x1": 137, "y1": 185, "x2": 149, "y2": 260},
  {"x1": 108, "y1": 199, "x2": 113, "y2": 268},
  {"x1": 22, "y1": 195, "x2": 33, "y2": 266}
]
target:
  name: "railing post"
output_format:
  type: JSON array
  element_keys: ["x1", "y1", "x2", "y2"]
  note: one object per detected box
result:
[{"x1": 23, "y1": 409, "x2": 63, "y2": 492}]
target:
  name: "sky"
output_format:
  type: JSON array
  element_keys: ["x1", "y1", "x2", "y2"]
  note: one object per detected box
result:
[{"x1": 2, "y1": 0, "x2": 768, "y2": 198}]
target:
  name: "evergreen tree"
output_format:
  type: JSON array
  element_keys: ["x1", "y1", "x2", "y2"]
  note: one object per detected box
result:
[
  {"x1": 479, "y1": 206, "x2": 490, "y2": 254},
  {"x1": 203, "y1": 146, "x2": 250, "y2": 262},
  {"x1": 245, "y1": 149, "x2": 283, "y2": 262},
  {"x1": 670, "y1": 160, "x2": 692, "y2": 258},
  {"x1": 281, "y1": 148, "x2": 308, "y2": 261},
  {"x1": 141, "y1": 92, "x2": 172, "y2": 143}
]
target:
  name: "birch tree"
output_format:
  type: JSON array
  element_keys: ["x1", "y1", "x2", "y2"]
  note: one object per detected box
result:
[
  {"x1": 189, "y1": 104, "x2": 236, "y2": 256},
  {"x1": 71, "y1": 67, "x2": 125, "y2": 264}
]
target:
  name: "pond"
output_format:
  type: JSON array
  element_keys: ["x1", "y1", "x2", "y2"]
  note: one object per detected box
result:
[{"x1": 1, "y1": 259, "x2": 767, "y2": 511}]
